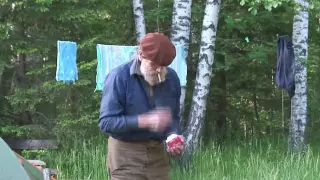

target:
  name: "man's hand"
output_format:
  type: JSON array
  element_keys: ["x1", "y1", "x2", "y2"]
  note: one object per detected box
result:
[
  {"x1": 166, "y1": 134, "x2": 184, "y2": 157},
  {"x1": 138, "y1": 107, "x2": 172, "y2": 132}
]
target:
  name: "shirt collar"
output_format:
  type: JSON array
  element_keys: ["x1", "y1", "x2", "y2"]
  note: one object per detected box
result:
[{"x1": 129, "y1": 54, "x2": 142, "y2": 76}]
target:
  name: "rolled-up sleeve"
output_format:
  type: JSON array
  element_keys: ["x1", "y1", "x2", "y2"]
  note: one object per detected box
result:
[{"x1": 98, "y1": 71, "x2": 139, "y2": 134}]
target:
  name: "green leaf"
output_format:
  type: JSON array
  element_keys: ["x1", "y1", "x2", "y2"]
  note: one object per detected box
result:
[{"x1": 240, "y1": 0, "x2": 246, "y2": 6}]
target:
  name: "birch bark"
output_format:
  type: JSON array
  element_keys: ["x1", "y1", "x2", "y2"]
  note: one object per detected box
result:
[
  {"x1": 184, "y1": 0, "x2": 221, "y2": 155},
  {"x1": 291, "y1": 0, "x2": 309, "y2": 152},
  {"x1": 133, "y1": 0, "x2": 146, "y2": 43},
  {"x1": 170, "y1": 0, "x2": 192, "y2": 132}
]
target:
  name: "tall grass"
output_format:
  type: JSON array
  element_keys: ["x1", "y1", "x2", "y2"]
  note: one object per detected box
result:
[{"x1": 32, "y1": 135, "x2": 320, "y2": 180}]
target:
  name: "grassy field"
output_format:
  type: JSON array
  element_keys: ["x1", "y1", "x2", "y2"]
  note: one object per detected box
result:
[{"x1": 24, "y1": 135, "x2": 320, "y2": 180}]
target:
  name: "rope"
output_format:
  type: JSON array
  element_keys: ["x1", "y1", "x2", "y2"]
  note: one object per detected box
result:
[
  {"x1": 157, "y1": 0, "x2": 160, "y2": 32},
  {"x1": 282, "y1": 90, "x2": 284, "y2": 129}
]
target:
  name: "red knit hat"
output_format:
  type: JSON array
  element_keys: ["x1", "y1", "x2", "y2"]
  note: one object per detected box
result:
[{"x1": 139, "y1": 33, "x2": 176, "y2": 66}]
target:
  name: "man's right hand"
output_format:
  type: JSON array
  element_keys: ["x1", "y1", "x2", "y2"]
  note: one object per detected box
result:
[{"x1": 138, "y1": 108, "x2": 172, "y2": 132}]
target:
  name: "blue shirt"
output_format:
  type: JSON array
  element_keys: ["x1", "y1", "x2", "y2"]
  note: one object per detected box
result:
[{"x1": 98, "y1": 55, "x2": 181, "y2": 142}]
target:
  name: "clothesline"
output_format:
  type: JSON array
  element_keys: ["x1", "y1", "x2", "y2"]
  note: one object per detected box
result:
[{"x1": 56, "y1": 41, "x2": 188, "y2": 91}]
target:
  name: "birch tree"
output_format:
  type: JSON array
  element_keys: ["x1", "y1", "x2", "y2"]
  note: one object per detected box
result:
[
  {"x1": 184, "y1": 0, "x2": 222, "y2": 155},
  {"x1": 290, "y1": 0, "x2": 309, "y2": 152},
  {"x1": 133, "y1": 0, "x2": 146, "y2": 43},
  {"x1": 170, "y1": 0, "x2": 192, "y2": 131},
  {"x1": 238, "y1": 0, "x2": 311, "y2": 152}
]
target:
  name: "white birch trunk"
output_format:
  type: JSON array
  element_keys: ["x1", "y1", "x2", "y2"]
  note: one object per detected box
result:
[
  {"x1": 291, "y1": 0, "x2": 309, "y2": 152},
  {"x1": 170, "y1": 0, "x2": 192, "y2": 131},
  {"x1": 133, "y1": 0, "x2": 146, "y2": 43},
  {"x1": 184, "y1": 0, "x2": 221, "y2": 155}
]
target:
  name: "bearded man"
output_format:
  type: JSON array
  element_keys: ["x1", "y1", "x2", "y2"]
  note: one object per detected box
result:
[{"x1": 98, "y1": 32, "x2": 184, "y2": 180}]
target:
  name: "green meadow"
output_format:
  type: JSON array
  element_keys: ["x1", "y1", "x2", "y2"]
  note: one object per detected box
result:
[{"x1": 22, "y1": 135, "x2": 320, "y2": 180}]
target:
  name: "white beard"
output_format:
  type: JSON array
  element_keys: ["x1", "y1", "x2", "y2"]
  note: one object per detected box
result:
[{"x1": 140, "y1": 66, "x2": 167, "y2": 86}]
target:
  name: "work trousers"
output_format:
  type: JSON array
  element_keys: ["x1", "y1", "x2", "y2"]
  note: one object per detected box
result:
[{"x1": 107, "y1": 137, "x2": 170, "y2": 180}]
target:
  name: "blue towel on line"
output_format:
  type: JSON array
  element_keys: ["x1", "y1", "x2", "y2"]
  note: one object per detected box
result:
[
  {"x1": 56, "y1": 41, "x2": 78, "y2": 83},
  {"x1": 95, "y1": 44, "x2": 187, "y2": 91}
]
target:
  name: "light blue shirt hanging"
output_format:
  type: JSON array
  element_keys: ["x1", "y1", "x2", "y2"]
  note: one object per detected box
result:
[
  {"x1": 56, "y1": 40, "x2": 78, "y2": 83},
  {"x1": 168, "y1": 44, "x2": 187, "y2": 87},
  {"x1": 96, "y1": 44, "x2": 137, "y2": 91},
  {"x1": 95, "y1": 44, "x2": 187, "y2": 91}
]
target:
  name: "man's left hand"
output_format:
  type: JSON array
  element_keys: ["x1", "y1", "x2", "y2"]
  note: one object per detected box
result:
[
  {"x1": 166, "y1": 134, "x2": 184, "y2": 157},
  {"x1": 168, "y1": 143, "x2": 184, "y2": 156}
]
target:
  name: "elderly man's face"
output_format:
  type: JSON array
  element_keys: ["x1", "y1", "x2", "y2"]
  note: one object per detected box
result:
[{"x1": 138, "y1": 49, "x2": 166, "y2": 86}]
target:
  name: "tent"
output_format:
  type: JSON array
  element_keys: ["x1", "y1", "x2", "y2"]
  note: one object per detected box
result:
[{"x1": 0, "y1": 137, "x2": 55, "y2": 180}]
